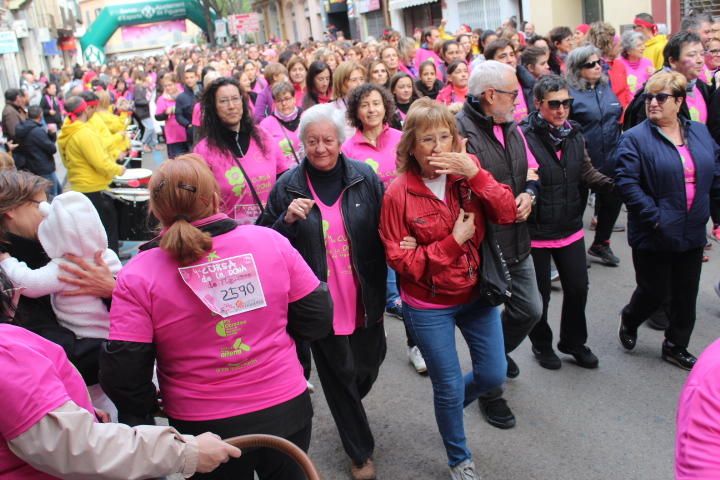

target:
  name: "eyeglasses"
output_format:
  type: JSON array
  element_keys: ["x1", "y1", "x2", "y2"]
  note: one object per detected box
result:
[
  {"x1": 217, "y1": 96, "x2": 243, "y2": 107},
  {"x1": 276, "y1": 96, "x2": 295, "y2": 104},
  {"x1": 581, "y1": 60, "x2": 601, "y2": 69},
  {"x1": 706, "y1": 49, "x2": 720, "y2": 56},
  {"x1": 544, "y1": 98, "x2": 574, "y2": 110},
  {"x1": 643, "y1": 93, "x2": 677, "y2": 104},
  {"x1": 494, "y1": 88, "x2": 519, "y2": 100}
]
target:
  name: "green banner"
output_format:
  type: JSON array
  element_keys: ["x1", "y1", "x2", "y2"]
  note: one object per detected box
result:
[{"x1": 80, "y1": 0, "x2": 215, "y2": 63}]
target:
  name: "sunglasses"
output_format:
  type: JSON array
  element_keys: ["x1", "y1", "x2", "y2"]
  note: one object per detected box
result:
[
  {"x1": 544, "y1": 98, "x2": 574, "y2": 110},
  {"x1": 643, "y1": 93, "x2": 677, "y2": 104},
  {"x1": 494, "y1": 88, "x2": 519, "y2": 100},
  {"x1": 581, "y1": 60, "x2": 601, "y2": 69}
]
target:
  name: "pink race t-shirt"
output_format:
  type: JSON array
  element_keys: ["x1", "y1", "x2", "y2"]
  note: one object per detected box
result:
[
  {"x1": 676, "y1": 338, "x2": 720, "y2": 478},
  {"x1": 513, "y1": 88, "x2": 529, "y2": 123},
  {"x1": 686, "y1": 85, "x2": 708, "y2": 124},
  {"x1": 677, "y1": 144, "x2": 697, "y2": 211},
  {"x1": 307, "y1": 181, "x2": 361, "y2": 335},
  {"x1": 493, "y1": 125, "x2": 539, "y2": 168},
  {"x1": 192, "y1": 102, "x2": 202, "y2": 128},
  {"x1": 109, "y1": 217, "x2": 320, "y2": 421},
  {"x1": 0, "y1": 324, "x2": 95, "y2": 479},
  {"x1": 194, "y1": 127, "x2": 292, "y2": 224},
  {"x1": 617, "y1": 56, "x2": 654, "y2": 94},
  {"x1": 156, "y1": 95, "x2": 188, "y2": 145},
  {"x1": 259, "y1": 114, "x2": 304, "y2": 166},
  {"x1": 341, "y1": 125, "x2": 403, "y2": 189}
]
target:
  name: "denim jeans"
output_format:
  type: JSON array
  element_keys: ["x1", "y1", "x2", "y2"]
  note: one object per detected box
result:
[
  {"x1": 386, "y1": 266, "x2": 400, "y2": 308},
  {"x1": 41, "y1": 172, "x2": 61, "y2": 199},
  {"x1": 140, "y1": 117, "x2": 157, "y2": 147},
  {"x1": 403, "y1": 299, "x2": 506, "y2": 467}
]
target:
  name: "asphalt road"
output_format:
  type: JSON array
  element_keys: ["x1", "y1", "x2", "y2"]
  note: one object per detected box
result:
[{"x1": 57, "y1": 149, "x2": 720, "y2": 480}]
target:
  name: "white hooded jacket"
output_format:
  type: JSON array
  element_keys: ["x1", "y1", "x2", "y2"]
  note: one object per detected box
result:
[{"x1": 0, "y1": 191, "x2": 122, "y2": 338}]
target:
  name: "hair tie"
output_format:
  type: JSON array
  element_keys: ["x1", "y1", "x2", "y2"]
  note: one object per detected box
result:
[{"x1": 174, "y1": 214, "x2": 191, "y2": 222}]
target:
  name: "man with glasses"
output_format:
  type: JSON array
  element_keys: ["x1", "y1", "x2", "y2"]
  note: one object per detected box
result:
[{"x1": 456, "y1": 60, "x2": 543, "y2": 431}]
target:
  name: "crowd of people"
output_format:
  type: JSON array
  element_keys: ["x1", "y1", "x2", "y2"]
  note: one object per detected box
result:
[{"x1": 1, "y1": 9, "x2": 720, "y2": 480}]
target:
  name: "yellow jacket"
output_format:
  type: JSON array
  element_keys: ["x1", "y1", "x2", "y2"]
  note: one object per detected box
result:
[
  {"x1": 644, "y1": 34, "x2": 667, "y2": 70},
  {"x1": 96, "y1": 110, "x2": 130, "y2": 156},
  {"x1": 57, "y1": 118, "x2": 123, "y2": 193},
  {"x1": 88, "y1": 113, "x2": 125, "y2": 161}
]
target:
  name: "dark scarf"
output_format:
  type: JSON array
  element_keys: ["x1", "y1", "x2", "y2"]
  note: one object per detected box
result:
[
  {"x1": 531, "y1": 111, "x2": 573, "y2": 149},
  {"x1": 415, "y1": 79, "x2": 443, "y2": 99},
  {"x1": 219, "y1": 126, "x2": 251, "y2": 157},
  {"x1": 396, "y1": 101, "x2": 412, "y2": 115}
]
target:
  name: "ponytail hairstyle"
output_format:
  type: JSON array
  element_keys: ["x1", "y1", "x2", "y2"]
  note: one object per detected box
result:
[{"x1": 149, "y1": 154, "x2": 219, "y2": 265}]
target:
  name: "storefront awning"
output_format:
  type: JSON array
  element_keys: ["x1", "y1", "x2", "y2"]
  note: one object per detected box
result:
[{"x1": 388, "y1": 0, "x2": 434, "y2": 11}]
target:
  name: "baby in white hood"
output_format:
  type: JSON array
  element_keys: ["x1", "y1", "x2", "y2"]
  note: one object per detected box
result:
[{"x1": 0, "y1": 191, "x2": 122, "y2": 339}]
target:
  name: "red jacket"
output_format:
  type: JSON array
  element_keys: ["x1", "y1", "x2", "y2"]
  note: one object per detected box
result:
[
  {"x1": 607, "y1": 57, "x2": 632, "y2": 109},
  {"x1": 379, "y1": 162, "x2": 517, "y2": 306}
]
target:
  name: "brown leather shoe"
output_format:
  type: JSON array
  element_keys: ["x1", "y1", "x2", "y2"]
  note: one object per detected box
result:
[{"x1": 351, "y1": 459, "x2": 376, "y2": 480}]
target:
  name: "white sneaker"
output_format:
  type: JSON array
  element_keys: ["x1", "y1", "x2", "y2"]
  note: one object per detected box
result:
[
  {"x1": 408, "y1": 346, "x2": 427, "y2": 374},
  {"x1": 306, "y1": 380, "x2": 315, "y2": 393},
  {"x1": 450, "y1": 459, "x2": 480, "y2": 480}
]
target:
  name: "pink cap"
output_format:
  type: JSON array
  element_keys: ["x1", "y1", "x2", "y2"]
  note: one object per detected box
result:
[{"x1": 576, "y1": 24, "x2": 590, "y2": 35}]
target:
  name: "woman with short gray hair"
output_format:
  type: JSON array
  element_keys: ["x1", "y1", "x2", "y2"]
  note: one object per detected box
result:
[
  {"x1": 566, "y1": 44, "x2": 624, "y2": 267},
  {"x1": 617, "y1": 31, "x2": 656, "y2": 95},
  {"x1": 259, "y1": 103, "x2": 387, "y2": 480}
]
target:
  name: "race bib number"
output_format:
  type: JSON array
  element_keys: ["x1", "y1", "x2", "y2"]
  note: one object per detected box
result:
[
  {"x1": 179, "y1": 254, "x2": 267, "y2": 318},
  {"x1": 233, "y1": 203, "x2": 262, "y2": 225}
]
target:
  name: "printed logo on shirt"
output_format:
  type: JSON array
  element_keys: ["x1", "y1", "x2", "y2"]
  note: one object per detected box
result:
[
  {"x1": 279, "y1": 138, "x2": 293, "y2": 156},
  {"x1": 219, "y1": 337, "x2": 252, "y2": 358},
  {"x1": 225, "y1": 166, "x2": 246, "y2": 196},
  {"x1": 215, "y1": 318, "x2": 247, "y2": 337},
  {"x1": 322, "y1": 219, "x2": 330, "y2": 241},
  {"x1": 627, "y1": 74, "x2": 638, "y2": 92},
  {"x1": 207, "y1": 251, "x2": 220, "y2": 261},
  {"x1": 689, "y1": 106, "x2": 700, "y2": 122},
  {"x1": 364, "y1": 158, "x2": 379, "y2": 174}
]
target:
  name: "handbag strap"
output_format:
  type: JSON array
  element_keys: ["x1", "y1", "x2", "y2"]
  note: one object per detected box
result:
[
  {"x1": 231, "y1": 155, "x2": 265, "y2": 214},
  {"x1": 274, "y1": 115, "x2": 301, "y2": 164}
]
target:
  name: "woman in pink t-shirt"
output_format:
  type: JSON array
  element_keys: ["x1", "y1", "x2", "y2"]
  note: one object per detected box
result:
[
  {"x1": 260, "y1": 81, "x2": 304, "y2": 166},
  {"x1": 156, "y1": 73, "x2": 188, "y2": 159},
  {"x1": 617, "y1": 31, "x2": 656, "y2": 95},
  {"x1": 101, "y1": 155, "x2": 332, "y2": 479},
  {"x1": 259, "y1": 103, "x2": 388, "y2": 480},
  {"x1": 193, "y1": 77, "x2": 292, "y2": 225},
  {"x1": 0, "y1": 271, "x2": 240, "y2": 479}
]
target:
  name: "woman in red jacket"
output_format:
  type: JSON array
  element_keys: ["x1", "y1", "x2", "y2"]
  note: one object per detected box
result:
[{"x1": 379, "y1": 98, "x2": 517, "y2": 480}]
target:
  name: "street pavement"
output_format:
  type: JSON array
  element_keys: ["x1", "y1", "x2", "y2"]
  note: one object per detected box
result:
[{"x1": 57, "y1": 149, "x2": 720, "y2": 480}]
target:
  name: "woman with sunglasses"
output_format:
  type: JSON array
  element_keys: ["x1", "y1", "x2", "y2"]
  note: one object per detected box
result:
[
  {"x1": 616, "y1": 71, "x2": 720, "y2": 371},
  {"x1": 522, "y1": 75, "x2": 614, "y2": 370},
  {"x1": 566, "y1": 45, "x2": 624, "y2": 267}
]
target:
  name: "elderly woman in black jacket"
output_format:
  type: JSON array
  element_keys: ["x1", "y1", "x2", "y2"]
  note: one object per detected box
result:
[
  {"x1": 258, "y1": 103, "x2": 387, "y2": 480},
  {"x1": 522, "y1": 75, "x2": 614, "y2": 370}
]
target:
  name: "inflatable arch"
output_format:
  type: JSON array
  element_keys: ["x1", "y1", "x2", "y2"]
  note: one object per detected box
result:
[{"x1": 80, "y1": 0, "x2": 216, "y2": 63}]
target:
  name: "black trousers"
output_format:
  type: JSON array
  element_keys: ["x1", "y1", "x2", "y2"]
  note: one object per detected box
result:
[
  {"x1": 529, "y1": 238, "x2": 589, "y2": 350},
  {"x1": 311, "y1": 323, "x2": 386, "y2": 465},
  {"x1": 167, "y1": 141, "x2": 190, "y2": 159},
  {"x1": 171, "y1": 420, "x2": 311, "y2": 480},
  {"x1": 593, "y1": 190, "x2": 623, "y2": 245},
  {"x1": 621, "y1": 247, "x2": 703, "y2": 348},
  {"x1": 84, "y1": 191, "x2": 119, "y2": 253}
]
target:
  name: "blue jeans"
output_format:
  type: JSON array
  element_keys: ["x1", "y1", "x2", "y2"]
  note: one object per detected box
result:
[
  {"x1": 140, "y1": 117, "x2": 157, "y2": 147},
  {"x1": 403, "y1": 299, "x2": 506, "y2": 467},
  {"x1": 386, "y1": 266, "x2": 400, "y2": 308},
  {"x1": 41, "y1": 172, "x2": 61, "y2": 199}
]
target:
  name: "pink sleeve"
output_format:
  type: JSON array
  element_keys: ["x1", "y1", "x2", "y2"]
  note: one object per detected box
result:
[
  {"x1": 0, "y1": 344, "x2": 72, "y2": 440},
  {"x1": 108, "y1": 269, "x2": 154, "y2": 343},
  {"x1": 277, "y1": 234, "x2": 320, "y2": 302},
  {"x1": 676, "y1": 380, "x2": 720, "y2": 477},
  {"x1": 156, "y1": 96, "x2": 167, "y2": 112},
  {"x1": 192, "y1": 103, "x2": 202, "y2": 127},
  {"x1": 517, "y1": 128, "x2": 539, "y2": 169}
]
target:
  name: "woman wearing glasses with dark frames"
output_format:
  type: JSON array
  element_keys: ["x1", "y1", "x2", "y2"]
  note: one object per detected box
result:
[
  {"x1": 520, "y1": 74, "x2": 614, "y2": 370},
  {"x1": 566, "y1": 45, "x2": 624, "y2": 267},
  {"x1": 616, "y1": 71, "x2": 720, "y2": 371}
]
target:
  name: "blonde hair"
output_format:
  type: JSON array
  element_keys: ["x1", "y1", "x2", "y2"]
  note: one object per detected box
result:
[
  {"x1": 149, "y1": 154, "x2": 219, "y2": 265},
  {"x1": 0, "y1": 152, "x2": 15, "y2": 171},
  {"x1": 96, "y1": 90, "x2": 112, "y2": 110},
  {"x1": 396, "y1": 98, "x2": 461, "y2": 173},
  {"x1": 332, "y1": 61, "x2": 366, "y2": 100},
  {"x1": 645, "y1": 70, "x2": 687, "y2": 97}
]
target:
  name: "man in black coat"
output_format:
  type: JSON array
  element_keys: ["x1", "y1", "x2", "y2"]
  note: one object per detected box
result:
[
  {"x1": 14, "y1": 105, "x2": 61, "y2": 197},
  {"x1": 174, "y1": 66, "x2": 199, "y2": 154}
]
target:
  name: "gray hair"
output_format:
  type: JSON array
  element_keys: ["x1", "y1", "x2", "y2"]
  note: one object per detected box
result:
[
  {"x1": 468, "y1": 60, "x2": 516, "y2": 97},
  {"x1": 566, "y1": 45, "x2": 607, "y2": 89},
  {"x1": 621, "y1": 31, "x2": 645, "y2": 56},
  {"x1": 298, "y1": 103, "x2": 347, "y2": 144},
  {"x1": 397, "y1": 37, "x2": 416, "y2": 62}
]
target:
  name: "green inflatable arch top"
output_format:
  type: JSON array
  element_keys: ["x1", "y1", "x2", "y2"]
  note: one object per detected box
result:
[{"x1": 80, "y1": 0, "x2": 216, "y2": 63}]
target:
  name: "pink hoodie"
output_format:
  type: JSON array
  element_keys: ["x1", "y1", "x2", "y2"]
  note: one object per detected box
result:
[
  {"x1": 108, "y1": 215, "x2": 320, "y2": 421},
  {"x1": 193, "y1": 126, "x2": 292, "y2": 222}
]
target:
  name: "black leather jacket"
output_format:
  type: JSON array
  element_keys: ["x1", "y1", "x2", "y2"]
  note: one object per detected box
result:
[{"x1": 258, "y1": 155, "x2": 387, "y2": 328}]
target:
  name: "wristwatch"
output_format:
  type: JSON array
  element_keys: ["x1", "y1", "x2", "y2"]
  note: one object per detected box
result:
[{"x1": 524, "y1": 189, "x2": 537, "y2": 206}]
